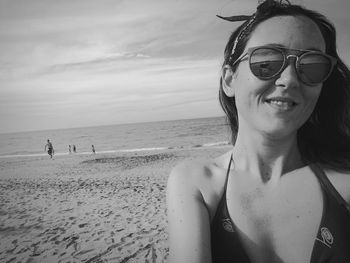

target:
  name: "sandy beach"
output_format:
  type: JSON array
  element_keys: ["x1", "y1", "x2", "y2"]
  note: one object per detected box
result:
[{"x1": 0, "y1": 146, "x2": 231, "y2": 263}]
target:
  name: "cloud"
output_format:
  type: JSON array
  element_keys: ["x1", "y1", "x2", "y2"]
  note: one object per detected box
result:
[
  {"x1": 1, "y1": 0, "x2": 350, "y2": 133},
  {"x1": 0, "y1": 0, "x2": 233, "y2": 68}
]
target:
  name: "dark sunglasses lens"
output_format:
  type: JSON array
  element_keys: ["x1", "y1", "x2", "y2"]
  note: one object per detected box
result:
[
  {"x1": 250, "y1": 48, "x2": 284, "y2": 79},
  {"x1": 299, "y1": 54, "x2": 333, "y2": 84}
]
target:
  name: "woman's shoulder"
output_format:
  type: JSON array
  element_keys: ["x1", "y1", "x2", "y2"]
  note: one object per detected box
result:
[
  {"x1": 168, "y1": 151, "x2": 231, "y2": 188},
  {"x1": 166, "y1": 151, "x2": 232, "y2": 221},
  {"x1": 167, "y1": 151, "x2": 232, "y2": 203},
  {"x1": 323, "y1": 168, "x2": 350, "y2": 205},
  {"x1": 169, "y1": 158, "x2": 215, "y2": 182}
]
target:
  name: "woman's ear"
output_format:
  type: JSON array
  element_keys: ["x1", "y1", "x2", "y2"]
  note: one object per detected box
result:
[{"x1": 222, "y1": 65, "x2": 236, "y2": 97}]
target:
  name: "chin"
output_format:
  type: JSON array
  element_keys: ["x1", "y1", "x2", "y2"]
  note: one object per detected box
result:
[{"x1": 261, "y1": 123, "x2": 299, "y2": 139}]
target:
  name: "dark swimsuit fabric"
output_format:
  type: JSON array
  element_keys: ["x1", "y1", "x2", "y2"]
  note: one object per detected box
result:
[{"x1": 210, "y1": 157, "x2": 350, "y2": 263}]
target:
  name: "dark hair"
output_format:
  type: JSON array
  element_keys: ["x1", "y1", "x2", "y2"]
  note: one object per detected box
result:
[{"x1": 219, "y1": 0, "x2": 350, "y2": 170}]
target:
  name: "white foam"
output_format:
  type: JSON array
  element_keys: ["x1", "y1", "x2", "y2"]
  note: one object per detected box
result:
[
  {"x1": 202, "y1": 141, "x2": 230, "y2": 147},
  {"x1": 0, "y1": 142, "x2": 230, "y2": 159},
  {"x1": 0, "y1": 147, "x2": 168, "y2": 159}
]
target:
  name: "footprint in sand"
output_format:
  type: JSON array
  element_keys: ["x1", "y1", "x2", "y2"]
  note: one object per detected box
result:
[{"x1": 78, "y1": 223, "x2": 88, "y2": 228}]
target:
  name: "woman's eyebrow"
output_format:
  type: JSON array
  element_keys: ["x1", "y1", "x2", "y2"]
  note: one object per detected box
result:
[{"x1": 265, "y1": 43, "x2": 323, "y2": 52}]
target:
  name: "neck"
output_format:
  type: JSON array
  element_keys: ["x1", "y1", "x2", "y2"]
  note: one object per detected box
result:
[{"x1": 232, "y1": 128, "x2": 304, "y2": 184}]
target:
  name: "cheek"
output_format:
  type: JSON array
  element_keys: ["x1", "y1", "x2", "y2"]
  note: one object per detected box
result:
[
  {"x1": 234, "y1": 87, "x2": 264, "y2": 117},
  {"x1": 308, "y1": 86, "x2": 322, "y2": 104},
  {"x1": 233, "y1": 64, "x2": 274, "y2": 110},
  {"x1": 303, "y1": 87, "x2": 322, "y2": 115}
]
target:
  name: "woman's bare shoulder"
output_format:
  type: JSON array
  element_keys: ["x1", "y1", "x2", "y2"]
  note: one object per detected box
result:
[
  {"x1": 169, "y1": 158, "x2": 215, "y2": 182},
  {"x1": 323, "y1": 168, "x2": 350, "y2": 205},
  {"x1": 168, "y1": 152, "x2": 232, "y2": 188},
  {"x1": 166, "y1": 151, "x2": 232, "y2": 226},
  {"x1": 167, "y1": 151, "x2": 232, "y2": 213}
]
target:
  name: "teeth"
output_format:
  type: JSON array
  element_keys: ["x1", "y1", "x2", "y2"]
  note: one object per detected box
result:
[{"x1": 268, "y1": 100, "x2": 294, "y2": 109}]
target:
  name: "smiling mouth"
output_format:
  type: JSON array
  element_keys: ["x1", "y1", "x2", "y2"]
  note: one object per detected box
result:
[{"x1": 265, "y1": 98, "x2": 298, "y2": 110}]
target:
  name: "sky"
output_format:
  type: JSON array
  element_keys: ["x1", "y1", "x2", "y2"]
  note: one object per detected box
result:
[{"x1": 0, "y1": 0, "x2": 350, "y2": 133}]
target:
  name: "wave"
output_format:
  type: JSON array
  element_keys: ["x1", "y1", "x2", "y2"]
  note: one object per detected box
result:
[
  {"x1": 0, "y1": 141, "x2": 230, "y2": 159},
  {"x1": 202, "y1": 141, "x2": 230, "y2": 147},
  {"x1": 119, "y1": 147, "x2": 167, "y2": 152}
]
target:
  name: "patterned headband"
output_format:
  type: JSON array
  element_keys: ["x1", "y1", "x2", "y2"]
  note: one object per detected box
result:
[{"x1": 217, "y1": 0, "x2": 291, "y2": 56}]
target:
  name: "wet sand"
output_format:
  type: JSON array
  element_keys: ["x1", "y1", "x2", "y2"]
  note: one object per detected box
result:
[{"x1": 0, "y1": 146, "x2": 230, "y2": 263}]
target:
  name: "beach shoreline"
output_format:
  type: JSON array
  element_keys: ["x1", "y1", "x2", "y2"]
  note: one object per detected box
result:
[{"x1": 0, "y1": 145, "x2": 231, "y2": 262}]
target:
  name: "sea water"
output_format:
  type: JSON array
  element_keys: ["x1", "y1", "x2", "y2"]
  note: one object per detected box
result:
[{"x1": 0, "y1": 116, "x2": 232, "y2": 158}]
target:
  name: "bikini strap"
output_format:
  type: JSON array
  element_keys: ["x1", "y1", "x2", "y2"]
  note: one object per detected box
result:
[
  {"x1": 223, "y1": 153, "x2": 234, "y2": 190},
  {"x1": 310, "y1": 163, "x2": 350, "y2": 214},
  {"x1": 210, "y1": 153, "x2": 234, "y2": 224}
]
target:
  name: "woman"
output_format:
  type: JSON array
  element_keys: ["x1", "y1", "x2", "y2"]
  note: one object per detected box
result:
[{"x1": 166, "y1": 0, "x2": 350, "y2": 262}]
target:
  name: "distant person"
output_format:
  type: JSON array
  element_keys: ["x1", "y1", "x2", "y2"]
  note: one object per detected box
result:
[
  {"x1": 92, "y1": 145, "x2": 96, "y2": 154},
  {"x1": 68, "y1": 145, "x2": 72, "y2": 154},
  {"x1": 73, "y1": 145, "x2": 76, "y2": 153},
  {"x1": 44, "y1": 139, "x2": 54, "y2": 159}
]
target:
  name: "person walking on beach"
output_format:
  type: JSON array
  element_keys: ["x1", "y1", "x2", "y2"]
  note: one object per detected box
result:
[
  {"x1": 68, "y1": 145, "x2": 72, "y2": 154},
  {"x1": 167, "y1": 1, "x2": 350, "y2": 262},
  {"x1": 44, "y1": 139, "x2": 54, "y2": 159},
  {"x1": 92, "y1": 145, "x2": 96, "y2": 154},
  {"x1": 73, "y1": 145, "x2": 76, "y2": 153}
]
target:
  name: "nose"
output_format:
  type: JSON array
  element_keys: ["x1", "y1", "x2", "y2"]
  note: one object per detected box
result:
[{"x1": 274, "y1": 56, "x2": 300, "y2": 89}]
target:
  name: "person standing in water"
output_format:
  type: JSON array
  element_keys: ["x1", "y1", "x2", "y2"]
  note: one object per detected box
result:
[{"x1": 44, "y1": 139, "x2": 54, "y2": 159}]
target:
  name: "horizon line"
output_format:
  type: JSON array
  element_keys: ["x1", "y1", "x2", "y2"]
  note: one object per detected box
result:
[{"x1": 0, "y1": 115, "x2": 226, "y2": 135}]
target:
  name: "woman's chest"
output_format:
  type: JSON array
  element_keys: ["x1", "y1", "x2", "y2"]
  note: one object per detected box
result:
[{"x1": 226, "y1": 171, "x2": 324, "y2": 262}]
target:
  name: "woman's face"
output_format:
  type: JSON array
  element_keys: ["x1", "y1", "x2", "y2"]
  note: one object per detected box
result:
[{"x1": 227, "y1": 15, "x2": 326, "y2": 139}]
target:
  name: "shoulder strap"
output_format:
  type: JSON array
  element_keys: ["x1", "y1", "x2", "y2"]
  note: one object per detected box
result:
[
  {"x1": 210, "y1": 153, "x2": 234, "y2": 225},
  {"x1": 223, "y1": 154, "x2": 233, "y2": 190},
  {"x1": 310, "y1": 163, "x2": 350, "y2": 214}
]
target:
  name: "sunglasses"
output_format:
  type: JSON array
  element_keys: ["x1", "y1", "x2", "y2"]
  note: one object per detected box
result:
[{"x1": 231, "y1": 45, "x2": 337, "y2": 86}]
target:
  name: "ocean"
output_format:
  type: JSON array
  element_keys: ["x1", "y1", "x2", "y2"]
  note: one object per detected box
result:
[{"x1": 0, "y1": 116, "x2": 232, "y2": 158}]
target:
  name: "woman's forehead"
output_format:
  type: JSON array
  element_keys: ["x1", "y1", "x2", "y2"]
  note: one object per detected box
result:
[{"x1": 246, "y1": 15, "x2": 326, "y2": 51}]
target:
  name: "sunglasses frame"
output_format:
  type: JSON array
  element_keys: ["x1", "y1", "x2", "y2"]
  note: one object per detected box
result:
[{"x1": 231, "y1": 45, "x2": 337, "y2": 85}]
